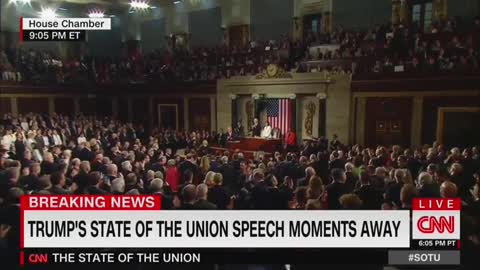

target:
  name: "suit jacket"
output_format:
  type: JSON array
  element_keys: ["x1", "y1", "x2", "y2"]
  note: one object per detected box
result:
[
  {"x1": 178, "y1": 160, "x2": 200, "y2": 184},
  {"x1": 193, "y1": 199, "x2": 217, "y2": 210},
  {"x1": 86, "y1": 186, "x2": 109, "y2": 195},
  {"x1": 355, "y1": 184, "x2": 382, "y2": 210},
  {"x1": 18, "y1": 174, "x2": 40, "y2": 191},
  {"x1": 40, "y1": 161, "x2": 57, "y2": 176},
  {"x1": 218, "y1": 163, "x2": 237, "y2": 195},
  {"x1": 251, "y1": 181, "x2": 270, "y2": 209},
  {"x1": 208, "y1": 185, "x2": 230, "y2": 210},
  {"x1": 326, "y1": 182, "x2": 348, "y2": 209},
  {"x1": 48, "y1": 186, "x2": 72, "y2": 195},
  {"x1": 34, "y1": 136, "x2": 45, "y2": 151},
  {"x1": 296, "y1": 176, "x2": 309, "y2": 187},
  {"x1": 180, "y1": 203, "x2": 196, "y2": 210},
  {"x1": 153, "y1": 192, "x2": 174, "y2": 210},
  {"x1": 234, "y1": 125, "x2": 244, "y2": 137},
  {"x1": 251, "y1": 125, "x2": 261, "y2": 137}
]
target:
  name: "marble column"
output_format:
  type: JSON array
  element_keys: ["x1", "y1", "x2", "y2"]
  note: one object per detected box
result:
[
  {"x1": 210, "y1": 96, "x2": 216, "y2": 132},
  {"x1": 48, "y1": 97, "x2": 55, "y2": 115},
  {"x1": 112, "y1": 97, "x2": 119, "y2": 119},
  {"x1": 127, "y1": 98, "x2": 133, "y2": 123},
  {"x1": 355, "y1": 97, "x2": 367, "y2": 146},
  {"x1": 10, "y1": 97, "x2": 18, "y2": 116},
  {"x1": 73, "y1": 97, "x2": 80, "y2": 116}
]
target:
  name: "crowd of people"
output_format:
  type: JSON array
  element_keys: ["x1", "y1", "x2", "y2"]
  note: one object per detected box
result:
[
  {"x1": 2, "y1": 16, "x2": 479, "y2": 85},
  {"x1": 300, "y1": 17, "x2": 480, "y2": 75},
  {"x1": 0, "y1": 113, "x2": 479, "y2": 255},
  {"x1": 0, "y1": 35, "x2": 294, "y2": 85}
]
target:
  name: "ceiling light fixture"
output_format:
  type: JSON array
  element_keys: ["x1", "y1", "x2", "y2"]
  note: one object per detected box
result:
[
  {"x1": 40, "y1": 7, "x2": 57, "y2": 19},
  {"x1": 10, "y1": 0, "x2": 31, "y2": 5},
  {"x1": 173, "y1": 1, "x2": 181, "y2": 4},
  {"x1": 130, "y1": 0, "x2": 150, "y2": 9},
  {"x1": 88, "y1": 11, "x2": 105, "y2": 18}
]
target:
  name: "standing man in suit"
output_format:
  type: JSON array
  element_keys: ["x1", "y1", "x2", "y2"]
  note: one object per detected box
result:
[
  {"x1": 226, "y1": 127, "x2": 235, "y2": 141},
  {"x1": 194, "y1": 184, "x2": 217, "y2": 209},
  {"x1": 34, "y1": 130, "x2": 45, "y2": 154},
  {"x1": 327, "y1": 168, "x2": 349, "y2": 209},
  {"x1": 233, "y1": 121, "x2": 244, "y2": 138},
  {"x1": 251, "y1": 118, "x2": 261, "y2": 137}
]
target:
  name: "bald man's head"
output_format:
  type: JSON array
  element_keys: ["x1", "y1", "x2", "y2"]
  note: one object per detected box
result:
[
  {"x1": 196, "y1": 184, "x2": 209, "y2": 200},
  {"x1": 305, "y1": 167, "x2": 316, "y2": 177},
  {"x1": 440, "y1": 181, "x2": 458, "y2": 198},
  {"x1": 182, "y1": 184, "x2": 196, "y2": 203}
]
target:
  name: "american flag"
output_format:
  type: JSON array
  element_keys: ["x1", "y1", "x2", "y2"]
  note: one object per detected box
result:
[{"x1": 264, "y1": 99, "x2": 292, "y2": 139}]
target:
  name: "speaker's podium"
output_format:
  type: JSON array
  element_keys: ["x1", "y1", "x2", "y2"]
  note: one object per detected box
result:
[{"x1": 226, "y1": 137, "x2": 282, "y2": 153}]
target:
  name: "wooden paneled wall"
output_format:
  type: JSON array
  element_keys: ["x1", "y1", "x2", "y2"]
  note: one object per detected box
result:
[
  {"x1": 188, "y1": 98, "x2": 211, "y2": 131},
  {"x1": 422, "y1": 96, "x2": 480, "y2": 144},
  {"x1": 365, "y1": 97, "x2": 413, "y2": 147},
  {"x1": 17, "y1": 98, "x2": 48, "y2": 115}
]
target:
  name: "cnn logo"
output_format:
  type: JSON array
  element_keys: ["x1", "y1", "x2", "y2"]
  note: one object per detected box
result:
[
  {"x1": 417, "y1": 216, "x2": 455, "y2": 233},
  {"x1": 28, "y1": 253, "x2": 48, "y2": 264},
  {"x1": 412, "y1": 199, "x2": 460, "y2": 240}
]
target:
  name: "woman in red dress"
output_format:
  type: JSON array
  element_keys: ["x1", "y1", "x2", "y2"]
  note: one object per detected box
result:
[{"x1": 165, "y1": 159, "x2": 179, "y2": 192}]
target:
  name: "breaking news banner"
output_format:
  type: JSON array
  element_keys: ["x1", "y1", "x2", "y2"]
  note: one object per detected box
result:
[
  {"x1": 19, "y1": 18, "x2": 111, "y2": 42},
  {"x1": 15, "y1": 195, "x2": 466, "y2": 268}
]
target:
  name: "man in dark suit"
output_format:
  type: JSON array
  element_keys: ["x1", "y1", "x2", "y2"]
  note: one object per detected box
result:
[
  {"x1": 251, "y1": 169, "x2": 270, "y2": 209},
  {"x1": 329, "y1": 151, "x2": 346, "y2": 172},
  {"x1": 40, "y1": 152, "x2": 58, "y2": 176},
  {"x1": 329, "y1": 134, "x2": 341, "y2": 151},
  {"x1": 344, "y1": 162, "x2": 359, "y2": 193},
  {"x1": 217, "y1": 156, "x2": 236, "y2": 195},
  {"x1": 208, "y1": 173, "x2": 230, "y2": 209},
  {"x1": 385, "y1": 169, "x2": 405, "y2": 207},
  {"x1": 326, "y1": 168, "x2": 348, "y2": 209},
  {"x1": 194, "y1": 184, "x2": 217, "y2": 210},
  {"x1": 233, "y1": 121, "x2": 244, "y2": 138},
  {"x1": 180, "y1": 184, "x2": 196, "y2": 210},
  {"x1": 86, "y1": 172, "x2": 108, "y2": 195},
  {"x1": 251, "y1": 118, "x2": 261, "y2": 137},
  {"x1": 18, "y1": 163, "x2": 41, "y2": 191},
  {"x1": 20, "y1": 150, "x2": 34, "y2": 170},
  {"x1": 48, "y1": 171, "x2": 71, "y2": 195},
  {"x1": 34, "y1": 130, "x2": 45, "y2": 153},
  {"x1": 150, "y1": 178, "x2": 173, "y2": 210},
  {"x1": 297, "y1": 166, "x2": 316, "y2": 187},
  {"x1": 178, "y1": 153, "x2": 200, "y2": 184},
  {"x1": 225, "y1": 127, "x2": 235, "y2": 141},
  {"x1": 72, "y1": 161, "x2": 91, "y2": 194},
  {"x1": 354, "y1": 172, "x2": 382, "y2": 210},
  {"x1": 77, "y1": 143, "x2": 95, "y2": 162},
  {"x1": 177, "y1": 170, "x2": 194, "y2": 202},
  {"x1": 417, "y1": 172, "x2": 440, "y2": 198}
]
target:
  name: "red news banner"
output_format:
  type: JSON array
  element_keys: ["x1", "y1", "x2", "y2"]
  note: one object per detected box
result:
[
  {"x1": 20, "y1": 195, "x2": 161, "y2": 211},
  {"x1": 19, "y1": 195, "x2": 161, "y2": 266}
]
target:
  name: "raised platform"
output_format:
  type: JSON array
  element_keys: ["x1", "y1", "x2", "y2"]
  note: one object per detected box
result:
[{"x1": 226, "y1": 137, "x2": 282, "y2": 153}]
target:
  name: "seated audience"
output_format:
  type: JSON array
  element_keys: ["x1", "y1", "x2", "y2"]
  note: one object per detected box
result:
[{"x1": 0, "y1": 112, "x2": 479, "y2": 256}]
